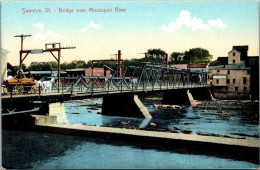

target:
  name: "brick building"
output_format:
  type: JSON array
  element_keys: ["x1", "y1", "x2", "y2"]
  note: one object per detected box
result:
[
  {"x1": 85, "y1": 68, "x2": 111, "y2": 77},
  {"x1": 66, "y1": 68, "x2": 111, "y2": 77}
]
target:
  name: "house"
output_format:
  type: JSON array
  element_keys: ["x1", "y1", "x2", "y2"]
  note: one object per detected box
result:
[
  {"x1": 188, "y1": 63, "x2": 209, "y2": 72},
  {"x1": 209, "y1": 45, "x2": 258, "y2": 100}
]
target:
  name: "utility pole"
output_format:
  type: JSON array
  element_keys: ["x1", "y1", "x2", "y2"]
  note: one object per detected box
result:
[{"x1": 14, "y1": 34, "x2": 31, "y2": 69}]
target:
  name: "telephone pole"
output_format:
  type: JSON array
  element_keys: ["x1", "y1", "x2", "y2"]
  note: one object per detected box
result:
[{"x1": 14, "y1": 34, "x2": 31, "y2": 69}]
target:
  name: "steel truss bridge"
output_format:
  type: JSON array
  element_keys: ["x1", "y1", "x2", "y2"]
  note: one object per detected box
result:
[{"x1": 2, "y1": 64, "x2": 210, "y2": 97}]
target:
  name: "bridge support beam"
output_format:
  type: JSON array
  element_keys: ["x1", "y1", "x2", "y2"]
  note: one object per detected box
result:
[
  {"x1": 162, "y1": 89, "x2": 196, "y2": 106},
  {"x1": 189, "y1": 88, "x2": 213, "y2": 101},
  {"x1": 101, "y1": 94, "x2": 152, "y2": 118}
]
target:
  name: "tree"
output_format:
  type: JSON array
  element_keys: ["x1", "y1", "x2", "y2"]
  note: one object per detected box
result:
[
  {"x1": 170, "y1": 52, "x2": 184, "y2": 64},
  {"x1": 7, "y1": 62, "x2": 16, "y2": 76},
  {"x1": 182, "y1": 48, "x2": 212, "y2": 64},
  {"x1": 147, "y1": 48, "x2": 167, "y2": 64}
]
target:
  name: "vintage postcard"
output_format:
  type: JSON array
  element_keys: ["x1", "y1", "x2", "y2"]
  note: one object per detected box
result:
[{"x1": 1, "y1": 1, "x2": 259, "y2": 169}]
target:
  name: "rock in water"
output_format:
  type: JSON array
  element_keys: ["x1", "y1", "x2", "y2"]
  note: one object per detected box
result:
[{"x1": 149, "y1": 122, "x2": 157, "y2": 126}]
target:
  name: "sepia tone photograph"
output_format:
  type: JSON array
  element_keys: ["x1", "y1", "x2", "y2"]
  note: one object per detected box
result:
[{"x1": 1, "y1": 0, "x2": 259, "y2": 169}]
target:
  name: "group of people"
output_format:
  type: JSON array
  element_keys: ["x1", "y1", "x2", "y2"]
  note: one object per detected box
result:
[{"x1": 14, "y1": 69, "x2": 33, "y2": 79}]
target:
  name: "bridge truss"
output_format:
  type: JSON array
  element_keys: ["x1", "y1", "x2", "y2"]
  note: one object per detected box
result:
[
  {"x1": 40, "y1": 63, "x2": 209, "y2": 94},
  {"x1": 2, "y1": 63, "x2": 209, "y2": 96}
]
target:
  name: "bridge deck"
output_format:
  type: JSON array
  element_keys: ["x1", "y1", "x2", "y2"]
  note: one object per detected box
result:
[{"x1": 2, "y1": 84, "x2": 210, "y2": 100}]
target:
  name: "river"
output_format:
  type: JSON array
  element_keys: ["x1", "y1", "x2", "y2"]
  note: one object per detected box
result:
[{"x1": 2, "y1": 98, "x2": 259, "y2": 169}]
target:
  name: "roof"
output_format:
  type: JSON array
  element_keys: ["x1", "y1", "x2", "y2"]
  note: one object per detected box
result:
[
  {"x1": 188, "y1": 63, "x2": 208, "y2": 68},
  {"x1": 216, "y1": 57, "x2": 228, "y2": 65},
  {"x1": 66, "y1": 68, "x2": 85, "y2": 72},
  {"x1": 209, "y1": 62, "x2": 250, "y2": 70},
  {"x1": 169, "y1": 64, "x2": 188, "y2": 69},
  {"x1": 24, "y1": 71, "x2": 67, "y2": 74},
  {"x1": 232, "y1": 46, "x2": 248, "y2": 51}
]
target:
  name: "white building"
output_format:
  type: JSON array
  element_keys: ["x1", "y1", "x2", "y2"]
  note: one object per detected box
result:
[{"x1": 1, "y1": 48, "x2": 8, "y2": 82}]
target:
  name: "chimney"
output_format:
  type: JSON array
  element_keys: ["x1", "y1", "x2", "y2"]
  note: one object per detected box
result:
[
  {"x1": 165, "y1": 54, "x2": 169, "y2": 65},
  {"x1": 118, "y1": 50, "x2": 122, "y2": 77},
  {"x1": 118, "y1": 50, "x2": 121, "y2": 63}
]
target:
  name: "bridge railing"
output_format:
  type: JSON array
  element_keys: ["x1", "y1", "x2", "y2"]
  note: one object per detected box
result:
[{"x1": 2, "y1": 64, "x2": 210, "y2": 96}]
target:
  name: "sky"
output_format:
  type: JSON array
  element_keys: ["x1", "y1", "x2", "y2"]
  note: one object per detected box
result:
[{"x1": 1, "y1": 1, "x2": 259, "y2": 66}]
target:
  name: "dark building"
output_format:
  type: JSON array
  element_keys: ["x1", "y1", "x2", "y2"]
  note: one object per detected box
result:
[
  {"x1": 247, "y1": 56, "x2": 259, "y2": 100},
  {"x1": 216, "y1": 57, "x2": 228, "y2": 65},
  {"x1": 232, "y1": 46, "x2": 248, "y2": 62}
]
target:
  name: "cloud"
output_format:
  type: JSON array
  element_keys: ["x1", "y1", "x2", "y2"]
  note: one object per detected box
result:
[
  {"x1": 161, "y1": 10, "x2": 227, "y2": 33},
  {"x1": 33, "y1": 22, "x2": 45, "y2": 30},
  {"x1": 35, "y1": 30, "x2": 61, "y2": 40},
  {"x1": 208, "y1": 18, "x2": 227, "y2": 28},
  {"x1": 89, "y1": 21, "x2": 102, "y2": 30},
  {"x1": 80, "y1": 21, "x2": 102, "y2": 32}
]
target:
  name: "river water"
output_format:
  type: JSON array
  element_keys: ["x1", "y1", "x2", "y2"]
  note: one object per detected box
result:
[
  {"x1": 2, "y1": 98, "x2": 259, "y2": 169},
  {"x1": 64, "y1": 98, "x2": 259, "y2": 139}
]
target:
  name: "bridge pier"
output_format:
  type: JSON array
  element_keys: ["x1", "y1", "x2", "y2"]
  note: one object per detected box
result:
[
  {"x1": 162, "y1": 89, "x2": 196, "y2": 106},
  {"x1": 101, "y1": 94, "x2": 152, "y2": 118},
  {"x1": 190, "y1": 88, "x2": 213, "y2": 101}
]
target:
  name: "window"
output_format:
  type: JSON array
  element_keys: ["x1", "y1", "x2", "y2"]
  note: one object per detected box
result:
[
  {"x1": 233, "y1": 79, "x2": 236, "y2": 83},
  {"x1": 233, "y1": 52, "x2": 235, "y2": 56},
  {"x1": 235, "y1": 87, "x2": 239, "y2": 91},
  {"x1": 243, "y1": 87, "x2": 247, "y2": 92},
  {"x1": 243, "y1": 77, "x2": 247, "y2": 84},
  {"x1": 233, "y1": 60, "x2": 236, "y2": 64},
  {"x1": 227, "y1": 79, "x2": 230, "y2": 84},
  {"x1": 227, "y1": 70, "x2": 230, "y2": 74},
  {"x1": 247, "y1": 70, "x2": 250, "y2": 74},
  {"x1": 217, "y1": 70, "x2": 220, "y2": 73},
  {"x1": 216, "y1": 79, "x2": 219, "y2": 84}
]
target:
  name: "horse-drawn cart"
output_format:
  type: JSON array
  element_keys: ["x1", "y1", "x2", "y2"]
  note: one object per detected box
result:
[{"x1": 3, "y1": 78, "x2": 38, "y2": 95}]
